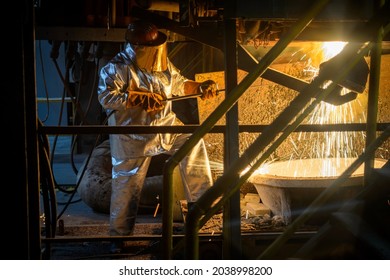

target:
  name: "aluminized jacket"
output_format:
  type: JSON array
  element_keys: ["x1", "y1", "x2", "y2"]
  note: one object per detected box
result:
[
  {"x1": 97, "y1": 43, "x2": 213, "y2": 236},
  {"x1": 98, "y1": 43, "x2": 187, "y2": 158}
]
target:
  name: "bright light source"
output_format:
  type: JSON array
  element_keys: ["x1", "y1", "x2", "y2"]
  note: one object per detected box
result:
[{"x1": 321, "y1": 41, "x2": 347, "y2": 60}]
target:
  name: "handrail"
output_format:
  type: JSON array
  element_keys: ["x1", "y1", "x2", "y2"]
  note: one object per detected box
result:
[
  {"x1": 37, "y1": 123, "x2": 390, "y2": 135},
  {"x1": 161, "y1": 0, "x2": 332, "y2": 259}
]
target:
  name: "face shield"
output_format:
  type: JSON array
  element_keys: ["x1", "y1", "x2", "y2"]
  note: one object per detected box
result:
[
  {"x1": 126, "y1": 21, "x2": 168, "y2": 72},
  {"x1": 133, "y1": 42, "x2": 168, "y2": 72}
]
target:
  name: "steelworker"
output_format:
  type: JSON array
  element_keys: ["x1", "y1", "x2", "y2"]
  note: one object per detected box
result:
[{"x1": 97, "y1": 20, "x2": 218, "y2": 253}]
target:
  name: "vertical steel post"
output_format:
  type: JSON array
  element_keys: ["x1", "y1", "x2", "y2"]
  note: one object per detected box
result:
[
  {"x1": 222, "y1": 16, "x2": 241, "y2": 259},
  {"x1": 364, "y1": 0, "x2": 385, "y2": 184}
]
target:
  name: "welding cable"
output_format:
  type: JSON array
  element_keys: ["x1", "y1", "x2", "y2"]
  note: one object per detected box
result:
[
  {"x1": 39, "y1": 140, "x2": 57, "y2": 238},
  {"x1": 72, "y1": 42, "x2": 92, "y2": 119},
  {"x1": 51, "y1": 52, "x2": 90, "y2": 125},
  {"x1": 54, "y1": 43, "x2": 107, "y2": 215},
  {"x1": 49, "y1": 42, "x2": 80, "y2": 193},
  {"x1": 48, "y1": 42, "x2": 74, "y2": 170},
  {"x1": 63, "y1": 41, "x2": 80, "y2": 176},
  {"x1": 38, "y1": 119, "x2": 58, "y2": 238},
  {"x1": 38, "y1": 134, "x2": 53, "y2": 237},
  {"x1": 56, "y1": 133, "x2": 101, "y2": 219},
  {"x1": 79, "y1": 42, "x2": 101, "y2": 119},
  {"x1": 56, "y1": 111, "x2": 114, "y2": 221},
  {"x1": 69, "y1": 42, "x2": 101, "y2": 176}
]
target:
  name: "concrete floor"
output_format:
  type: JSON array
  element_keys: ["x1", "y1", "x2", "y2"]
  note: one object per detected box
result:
[{"x1": 42, "y1": 136, "x2": 170, "y2": 259}]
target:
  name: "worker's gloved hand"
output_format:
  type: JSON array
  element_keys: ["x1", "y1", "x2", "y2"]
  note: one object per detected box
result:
[
  {"x1": 142, "y1": 92, "x2": 165, "y2": 112},
  {"x1": 127, "y1": 91, "x2": 145, "y2": 108},
  {"x1": 199, "y1": 80, "x2": 219, "y2": 100},
  {"x1": 127, "y1": 91, "x2": 165, "y2": 112}
]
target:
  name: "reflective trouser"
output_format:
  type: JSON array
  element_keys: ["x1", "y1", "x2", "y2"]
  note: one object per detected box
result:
[{"x1": 109, "y1": 134, "x2": 213, "y2": 236}]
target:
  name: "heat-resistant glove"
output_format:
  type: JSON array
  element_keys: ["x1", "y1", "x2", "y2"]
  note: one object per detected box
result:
[
  {"x1": 199, "y1": 80, "x2": 219, "y2": 100},
  {"x1": 127, "y1": 91, "x2": 165, "y2": 112}
]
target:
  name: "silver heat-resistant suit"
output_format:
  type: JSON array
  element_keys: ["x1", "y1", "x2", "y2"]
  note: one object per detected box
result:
[{"x1": 98, "y1": 42, "x2": 214, "y2": 236}]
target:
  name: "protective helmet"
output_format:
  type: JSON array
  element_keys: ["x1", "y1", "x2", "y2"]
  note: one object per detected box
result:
[
  {"x1": 126, "y1": 20, "x2": 167, "y2": 46},
  {"x1": 126, "y1": 20, "x2": 168, "y2": 72}
]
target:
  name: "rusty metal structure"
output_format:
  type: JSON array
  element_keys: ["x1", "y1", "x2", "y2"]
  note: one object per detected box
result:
[{"x1": 15, "y1": 0, "x2": 390, "y2": 260}]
